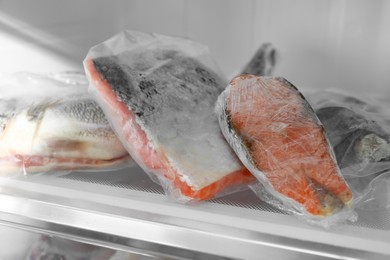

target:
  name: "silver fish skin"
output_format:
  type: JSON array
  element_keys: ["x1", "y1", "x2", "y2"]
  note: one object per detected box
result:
[
  {"x1": 309, "y1": 90, "x2": 390, "y2": 170},
  {"x1": 0, "y1": 72, "x2": 130, "y2": 175}
]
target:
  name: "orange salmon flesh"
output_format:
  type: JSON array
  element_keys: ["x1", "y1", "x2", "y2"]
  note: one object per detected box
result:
[{"x1": 225, "y1": 75, "x2": 352, "y2": 216}]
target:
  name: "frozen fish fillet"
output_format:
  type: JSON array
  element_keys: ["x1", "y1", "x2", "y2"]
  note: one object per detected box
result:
[
  {"x1": 0, "y1": 72, "x2": 130, "y2": 175},
  {"x1": 216, "y1": 75, "x2": 353, "y2": 216},
  {"x1": 84, "y1": 31, "x2": 254, "y2": 201}
]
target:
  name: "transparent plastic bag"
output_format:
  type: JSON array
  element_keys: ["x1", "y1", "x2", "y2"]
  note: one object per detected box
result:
[
  {"x1": 84, "y1": 30, "x2": 255, "y2": 202},
  {"x1": 0, "y1": 72, "x2": 131, "y2": 177},
  {"x1": 26, "y1": 235, "x2": 116, "y2": 260},
  {"x1": 308, "y1": 89, "x2": 390, "y2": 211},
  {"x1": 216, "y1": 75, "x2": 356, "y2": 227}
]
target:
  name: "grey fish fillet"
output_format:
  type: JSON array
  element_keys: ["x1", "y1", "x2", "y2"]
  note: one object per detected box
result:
[{"x1": 0, "y1": 72, "x2": 130, "y2": 175}]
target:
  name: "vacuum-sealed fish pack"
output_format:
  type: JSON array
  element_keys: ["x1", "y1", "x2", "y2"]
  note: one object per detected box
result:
[
  {"x1": 308, "y1": 90, "x2": 390, "y2": 211},
  {"x1": 215, "y1": 75, "x2": 356, "y2": 227},
  {"x1": 0, "y1": 72, "x2": 131, "y2": 176},
  {"x1": 84, "y1": 30, "x2": 255, "y2": 202}
]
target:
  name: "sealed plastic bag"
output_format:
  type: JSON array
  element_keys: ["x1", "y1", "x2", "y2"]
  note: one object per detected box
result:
[
  {"x1": 216, "y1": 75, "x2": 356, "y2": 227},
  {"x1": 0, "y1": 72, "x2": 131, "y2": 176},
  {"x1": 308, "y1": 90, "x2": 390, "y2": 211},
  {"x1": 84, "y1": 30, "x2": 255, "y2": 202}
]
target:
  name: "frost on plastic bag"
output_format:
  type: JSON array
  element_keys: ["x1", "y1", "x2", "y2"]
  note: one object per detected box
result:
[
  {"x1": 0, "y1": 72, "x2": 131, "y2": 177},
  {"x1": 308, "y1": 90, "x2": 390, "y2": 211},
  {"x1": 84, "y1": 30, "x2": 255, "y2": 202},
  {"x1": 215, "y1": 75, "x2": 356, "y2": 227}
]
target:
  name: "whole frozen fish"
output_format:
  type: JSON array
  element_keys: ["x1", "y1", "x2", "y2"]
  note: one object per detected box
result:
[
  {"x1": 0, "y1": 72, "x2": 130, "y2": 175},
  {"x1": 84, "y1": 31, "x2": 254, "y2": 201},
  {"x1": 216, "y1": 75, "x2": 353, "y2": 217}
]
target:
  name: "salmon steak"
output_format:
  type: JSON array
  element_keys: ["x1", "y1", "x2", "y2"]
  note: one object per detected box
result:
[
  {"x1": 84, "y1": 31, "x2": 254, "y2": 201},
  {"x1": 216, "y1": 75, "x2": 353, "y2": 216},
  {"x1": 0, "y1": 72, "x2": 130, "y2": 175}
]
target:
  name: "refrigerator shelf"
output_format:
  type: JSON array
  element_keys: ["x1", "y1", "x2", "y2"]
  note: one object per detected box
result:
[{"x1": 0, "y1": 167, "x2": 389, "y2": 260}]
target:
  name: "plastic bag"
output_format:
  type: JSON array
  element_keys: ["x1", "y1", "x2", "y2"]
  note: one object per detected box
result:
[
  {"x1": 308, "y1": 89, "x2": 390, "y2": 211},
  {"x1": 84, "y1": 30, "x2": 255, "y2": 202},
  {"x1": 0, "y1": 72, "x2": 131, "y2": 177},
  {"x1": 216, "y1": 75, "x2": 356, "y2": 227}
]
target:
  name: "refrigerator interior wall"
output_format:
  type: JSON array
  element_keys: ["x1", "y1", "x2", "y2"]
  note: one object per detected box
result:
[{"x1": 0, "y1": 0, "x2": 390, "y2": 96}]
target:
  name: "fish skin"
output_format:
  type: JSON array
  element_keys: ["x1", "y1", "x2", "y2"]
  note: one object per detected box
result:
[
  {"x1": 92, "y1": 55, "x2": 224, "y2": 125},
  {"x1": 309, "y1": 90, "x2": 390, "y2": 173},
  {"x1": 241, "y1": 43, "x2": 277, "y2": 77},
  {"x1": 316, "y1": 106, "x2": 390, "y2": 167},
  {"x1": 0, "y1": 99, "x2": 16, "y2": 132},
  {"x1": 85, "y1": 31, "x2": 255, "y2": 201},
  {"x1": 216, "y1": 74, "x2": 353, "y2": 216},
  {"x1": 52, "y1": 98, "x2": 109, "y2": 125},
  {"x1": 0, "y1": 72, "x2": 130, "y2": 175}
]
